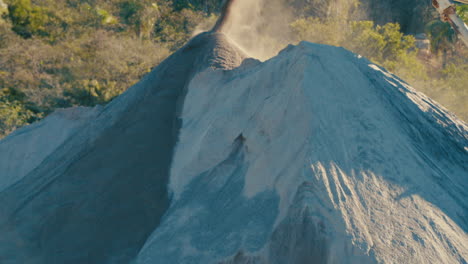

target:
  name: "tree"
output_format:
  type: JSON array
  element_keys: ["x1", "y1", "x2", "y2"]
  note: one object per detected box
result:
[
  {"x1": 426, "y1": 20, "x2": 457, "y2": 68},
  {"x1": 7, "y1": 0, "x2": 49, "y2": 38},
  {"x1": 119, "y1": 0, "x2": 160, "y2": 38},
  {"x1": 172, "y1": 0, "x2": 221, "y2": 13},
  {"x1": 0, "y1": 87, "x2": 42, "y2": 137},
  {"x1": 456, "y1": 4, "x2": 468, "y2": 24}
]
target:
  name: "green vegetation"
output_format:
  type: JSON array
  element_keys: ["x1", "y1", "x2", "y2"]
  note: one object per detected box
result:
[
  {"x1": 0, "y1": 0, "x2": 466, "y2": 138},
  {"x1": 457, "y1": 4, "x2": 468, "y2": 23},
  {"x1": 0, "y1": 87, "x2": 42, "y2": 136},
  {"x1": 0, "y1": 0, "x2": 215, "y2": 137}
]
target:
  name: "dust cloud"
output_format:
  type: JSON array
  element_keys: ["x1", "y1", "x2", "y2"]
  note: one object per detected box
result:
[
  {"x1": 212, "y1": 0, "x2": 365, "y2": 61},
  {"x1": 216, "y1": 0, "x2": 296, "y2": 60}
]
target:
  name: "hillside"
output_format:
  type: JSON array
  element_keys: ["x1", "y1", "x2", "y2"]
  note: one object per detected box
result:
[{"x1": 0, "y1": 0, "x2": 467, "y2": 138}]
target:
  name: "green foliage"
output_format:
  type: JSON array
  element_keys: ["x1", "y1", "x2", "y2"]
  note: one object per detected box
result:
[
  {"x1": 0, "y1": 0, "x2": 216, "y2": 137},
  {"x1": 290, "y1": 0, "x2": 361, "y2": 20},
  {"x1": 291, "y1": 18, "x2": 345, "y2": 46},
  {"x1": 425, "y1": 20, "x2": 456, "y2": 54},
  {"x1": 154, "y1": 7, "x2": 211, "y2": 49},
  {"x1": 0, "y1": 21, "x2": 169, "y2": 136},
  {"x1": 7, "y1": 0, "x2": 49, "y2": 38},
  {"x1": 0, "y1": 87, "x2": 43, "y2": 137},
  {"x1": 456, "y1": 4, "x2": 468, "y2": 23},
  {"x1": 117, "y1": 0, "x2": 194, "y2": 40},
  {"x1": 119, "y1": 0, "x2": 147, "y2": 36},
  {"x1": 347, "y1": 21, "x2": 386, "y2": 60},
  {"x1": 0, "y1": 0, "x2": 203, "y2": 137},
  {"x1": 350, "y1": 22, "x2": 420, "y2": 74},
  {"x1": 119, "y1": 0, "x2": 143, "y2": 24},
  {"x1": 96, "y1": 7, "x2": 118, "y2": 25},
  {"x1": 172, "y1": 0, "x2": 221, "y2": 13},
  {"x1": 64, "y1": 79, "x2": 117, "y2": 106},
  {"x1": 0, "y1": 0, "x2": 7, "y2": 17}
]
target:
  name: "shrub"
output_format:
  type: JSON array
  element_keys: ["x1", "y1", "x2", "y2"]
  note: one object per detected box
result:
[{"x1": 0, "y1": 87, "x2": 43, "y2": 137}]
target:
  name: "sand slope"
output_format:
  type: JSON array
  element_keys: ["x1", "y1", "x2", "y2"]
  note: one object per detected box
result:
[
  {"x1": 0, "y1": 35, "x2": 467, "y2": 264},
  {"x1": 138, "y1": 42, "x2": 468, "y2": 263},
  {"x1": 0, "y1": 32, "x2": 246, "y2": 264}
]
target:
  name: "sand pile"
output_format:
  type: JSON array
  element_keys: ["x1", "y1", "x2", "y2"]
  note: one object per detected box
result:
[
  {"x1": 0, "y1": 30, "x2": 247, "y2": 263},
  {"x1": 136, "y1": 42, "x2": 468, "y2": 264},
  {"x1": 0, "y1": 1, "x2": 467, "y2": 263}
]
